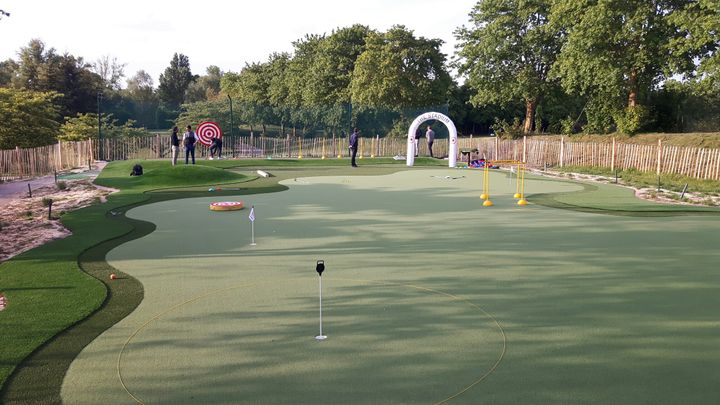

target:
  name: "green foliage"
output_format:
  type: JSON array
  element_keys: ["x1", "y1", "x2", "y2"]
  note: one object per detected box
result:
[
  {"x1": 13, "y1": 39, "x2": 102, "y2": 117},
  {"x1": 0, "y1": 87, "x2": 60, "y2": 148},
  {"x1": 59, "y1": 113, "x2": 149, "y2": 141},
  {"x1": 614, "y1": 105, "x2": 651, "y2": 135},
  {"x1": 560, "y1": 117, "x2": 576, "y2": 135},
  {"x1": 492, "y1": 117, "x2": 525, "y2": 139},
  {"x1": 456, "y1": 0, "x2": 561, "y2": 133},
  {"x1": 0, "y1": 59, "x2": 18, "y2": 86},
  {"x1": 185, "y1": 66, "x2": 224, "y2": 103},
  {"x1": 42, "y1": 197, "x2": 53, "y2": 207},
  {"x1": 56, "y1": 181, "x2": 67, "y2": 190},
  {"x1": 666, "y1": 0, "x2": 720, "y2": 80},
  {"x1": 158, "y1": 53, "x2": 196, "y2": 108},
  {"x1": 350, "y1": 25, "x2": 451, "y2": 111}
]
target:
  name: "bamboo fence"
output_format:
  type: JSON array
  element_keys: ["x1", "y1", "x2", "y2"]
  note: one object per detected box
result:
[{"x1": 2, "y1": 136, "x2": 720, "y2": 181}]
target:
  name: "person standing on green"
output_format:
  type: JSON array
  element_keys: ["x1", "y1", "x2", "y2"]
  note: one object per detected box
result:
[
  {"x1": 349, "y1": 128, "x2": 359, "y2": 167},
  {"x1": 426, "y1": 125, "x2": 435, "y2": 158},
  {"x1": 170, "y1": 126, "x2": 180, "y2": 166},
  {"x1": 183, "y1": 125, "x2": 198, "y2": 164}
]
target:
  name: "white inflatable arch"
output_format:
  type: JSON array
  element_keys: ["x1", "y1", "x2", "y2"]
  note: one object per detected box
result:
[{"x1": 406, "y1": 112, "x2": 457, "y2": 168}]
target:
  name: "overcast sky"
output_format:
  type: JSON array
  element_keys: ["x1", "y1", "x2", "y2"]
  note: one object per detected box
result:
[{"x1": 0, "y1": 0, "x2": 477, "y2": 86}]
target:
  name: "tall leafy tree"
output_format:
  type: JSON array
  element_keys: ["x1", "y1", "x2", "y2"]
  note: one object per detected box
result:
[
  {"x1": 306, "y1": 25, "x2": 372, "y2": 133},
  {"x1": 221, "y1": 63, "x2": 274, "y2": 133},
  {"x1": 266, "y1": 53, "x2": 292, "y2": 135},
  {"x1": 158, "y1": 53, "x2": 195, "y2": 108},
  {"x1": 286, "y1": 34, "x2": 324, "y2": 132},
  {"x1": 350, "y1": 26, "x2": 451, "y2": 111},
  {"x1": 550, "y1": 0, "x2": 711, "y2": 133},
  {"x1": 13, "y1": 39, "x2": 51, "y2": 91},
  {"x1": 186, "y1": 65, "x2": 224, "y2": 102},
  {"x1": 0, "y1": 88, "x2": 60, "y2": 148},
  {"x1": 455, "y1": 0, "x2": 561, "y2": 134},
  {"x1": 125, "y1": 70, "x2": 155, "y2": 102}
]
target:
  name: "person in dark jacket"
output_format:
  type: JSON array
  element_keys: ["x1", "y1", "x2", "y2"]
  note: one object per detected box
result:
[
  {"x1": 183, "y1": 125, "x2": 198, "y2": 164},
  {"x1": 349, "y1": 128, "x2": 359, "y2": 167},
  {"x1": 170, "y1": 126, "x2": 180, "y2": 166}
]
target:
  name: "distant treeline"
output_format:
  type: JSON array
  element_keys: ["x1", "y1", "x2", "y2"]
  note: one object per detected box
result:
[{"x1": 1, "y1": 1, "x2": 718, "y2": 149}]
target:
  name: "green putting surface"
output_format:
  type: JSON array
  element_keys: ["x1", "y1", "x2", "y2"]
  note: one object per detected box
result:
[{"x1": 61, "y1": 169, "x2": 720, "y2": 404}]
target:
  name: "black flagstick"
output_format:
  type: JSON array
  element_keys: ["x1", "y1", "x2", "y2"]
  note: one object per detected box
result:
[{"x1": 315, "y1": 260, "x2": 327, "y2": 340}]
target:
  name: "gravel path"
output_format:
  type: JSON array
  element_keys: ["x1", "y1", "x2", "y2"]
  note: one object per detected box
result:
[{"x1": 0, "y1": 162, "x2": 107, "y2": 205}]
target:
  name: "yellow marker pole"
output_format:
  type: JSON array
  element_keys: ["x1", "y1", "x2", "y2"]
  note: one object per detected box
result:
[
  {"x1": 321, "y1": 138, "x2": 326, "y2": 159},
  {"x1": 481, "y1": 163, "x2": 493, "y2": 206},
  {"x1": 370, "y1": 137, "x2": 375, "y2": 158},
  {"x1": 517, "y1": 164, "x2": 527, "y2": 206},
  {"x1": 513, "y1": 163, "x2": 522, "y2": 199},
  {"x1": 298, "y1": 137, "x2": 303, "y2": 159},
  {"x1": 359, "y1": 137, "x2": 364, "y2": 159},
  {"x1": 337, "y1": 137, "x2": 342, "y2": 159}
]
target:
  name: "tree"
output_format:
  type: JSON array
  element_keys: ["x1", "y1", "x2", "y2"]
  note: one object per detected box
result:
[
  {"x1": 550, "y1": 0, "x2": 710, "y2": 133},
  {"x1": 0, "y1": 59, "x2": 17, "y2": 86},
  {"x1": 186, "y1": 65, "x2": 224, "y2": 102},
  {"x1": 59, "y1": 113, "x2": 148, "y2": 141},
  {"x1": 350, "y1": 26, "x2": 451, "y2": 111},
  {"x1": 93, "y1": 55, "x2": 126, "y2": 91},
  {"x1": 0, "y1": 88, "x2": 60, "y2": 148},
  {"x1": 221, "y1": 63, "x2": 274, "y2": 134},
  {"x1": 13, "y1": 39, "x2": 50, "y2": 91},
  {"x1": 125, "y1": 70, "x2": 155, "y2": 101},
  {"x1": 158, "y1": 53, "x2": 195, "y2": 108},
  {"x1": 456, "y1": 0, "x2": 561, "y2": 134},
  {"x1": 13, "y1": 39, "x2": 102, "y2": 117},
  {"x1": 667, "y1": 0, "x2": 720, "y2": 88},
  {"x1": 306, "y1": 25, "x2": 372, "y2": 133}
]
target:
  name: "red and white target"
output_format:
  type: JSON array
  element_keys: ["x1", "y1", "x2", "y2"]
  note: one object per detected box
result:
[
  {"x1": 196, "y1": 121, "x2": 223, "y2": 146},
  {"x1": 209, "y1": 201, "x2": 244, "y2": 211},
  {"x1": 0, "y1": 293, "x2": 6, "y2": 311}
]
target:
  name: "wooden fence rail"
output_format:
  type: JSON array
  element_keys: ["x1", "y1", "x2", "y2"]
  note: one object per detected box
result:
[{"x1": 2, "y1": 136, "x2": 720, "y2": 181}]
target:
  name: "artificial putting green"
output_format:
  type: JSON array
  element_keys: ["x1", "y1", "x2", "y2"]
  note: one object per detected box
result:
[{"x1": 61, "y1": 169, "x2": 720, "y2": 404}]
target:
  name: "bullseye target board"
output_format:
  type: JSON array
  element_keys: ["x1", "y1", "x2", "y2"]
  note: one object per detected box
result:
[{"x1": 196, "y1": 122, "x2": 223, "y2": 146}]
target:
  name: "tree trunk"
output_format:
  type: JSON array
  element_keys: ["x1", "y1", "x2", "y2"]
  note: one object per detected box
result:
[
  {"x1": 523, "y1": 98, "x2": 537, "y2": 134},
  {"x1": 628, "y1": 69, "x2": 638, "y2": 108},
  {"x1": 261, "y1": 123, "x2": 266, "y2": 135}
]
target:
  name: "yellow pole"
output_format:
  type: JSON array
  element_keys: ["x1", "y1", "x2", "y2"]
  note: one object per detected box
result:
[
  {"x1": 481, "y1": 163, "x2": 493, "y2": 206},
  {"x1": 518, "y1": 164, "x2": 527, "y2": 205},
  {"x1": 298, "y1": 137, "x2": 303, "y2": 159},
  {"x1": 321, "y1": 138, "x2": 326, "y2": 159},
  {"x1": 370, "y1": 137, "x2": 375, "y2": 158},
  {"x1": 359, "y1": 137, "x2": 364, "y2": 159},
  {"x1": 514, "y1": 163, "x2": 522, "y2": 199}
]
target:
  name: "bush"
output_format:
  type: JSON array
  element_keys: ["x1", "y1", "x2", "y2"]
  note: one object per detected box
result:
[
  {"x1": 560, "y1": 117, "x2": 576, "y2": 135},
  {"x1": 614, "y1": 105, "x2": 651, "y2": 135},
  {"x1": 57, "y1": 181, "x2": 67, "y2": 190},
  {"x1": 42, "y1": 197, "x2": 53, "y2": 207},
  {"x1": 492, "y1": 117, "x2": 524, "y2": 139}
]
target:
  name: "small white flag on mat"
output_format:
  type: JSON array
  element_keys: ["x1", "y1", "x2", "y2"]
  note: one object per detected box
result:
[{"x1": 248, "y1": 206, "x2": 255, "y2": 222}]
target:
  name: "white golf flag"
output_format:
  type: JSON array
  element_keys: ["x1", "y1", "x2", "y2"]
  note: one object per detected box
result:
[{"x1": 248, "y1": 206, "x2": 255, "y2": 222}]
